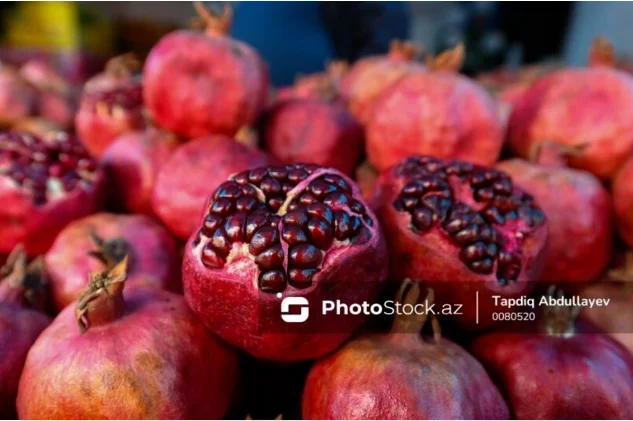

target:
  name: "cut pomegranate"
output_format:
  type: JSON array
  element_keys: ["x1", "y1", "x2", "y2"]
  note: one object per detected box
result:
[
  {"x1": 183, "y1": 163, "x2": 388, "y2": 361},
  {"x1": 372, "y1": 156, "x2": 548, "y2": 329},
  {"x1": 75, "y1": 54, "x2": 145, "y2": 158},
  {"x1": 0, "y1": 131, "x2": 105, "y2": 255}
]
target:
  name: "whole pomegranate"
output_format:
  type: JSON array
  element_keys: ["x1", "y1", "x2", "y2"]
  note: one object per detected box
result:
[
  {"x1": 75, "y1": 54, "x2": 145, "y2": 158},
  {"x1": 19, "y1": 60, "x2": 77, "y2": 129},
  {"x1": 182, "y1": 163, "x2": 388, "y2": 361},
  {"x1": 0, "y1": 62, "x2": 37, "y2": 125},
  {"x1": 0, "y1": 247, "x2": 51, "y2": 418},
  {"x1": 144, "y1": 3, "x2": 268, "y2": 139},
  {"x1": 366, "y1": 45, "x2": 504, "y2": 171},
  {"x1": 152, "y1": 135, "x2": 271, "y2": 239},
  {"x1": 372, "y1": 156, "x2": 548, "y2": 330},
  {"x1": 17, "y1": 257, "x2": 238, "y2": 419},
  {"x1": 508, "y1": 38, "x2": 633, "y2": 180},
  {"x1": 262, "y1": 98, "x2": 363, "y2": 175},
  {"x1": 276, "y1": 61, "x2": 348, "y2": 103},
  {"x1": 45, "y1": 213, "x2": 180, "y2": 311},
  {"x1": 497, "y1": 143, "x2": 613, "y2": 285},
  {"x1": 613, "y1": 155, "x2": 633, "y2": 247},
  {"x1": 303, "y1": 280, "x2": 509, "y2": 419},
  {"x1": 101, "y1": 127, "x2": 179, "y2": 216},
  {"x1": 0, "y1": 131, "x2": 105, "y2": 256},
  {"x1": 582, "y1": 253, "x2": 633, "y2": 355},
  {"x1": 471, "y1": 292, "x2": 633, "y2": 419},
  {"x1": 339, "y1": 40, "x2": 425, "y2": 124}
]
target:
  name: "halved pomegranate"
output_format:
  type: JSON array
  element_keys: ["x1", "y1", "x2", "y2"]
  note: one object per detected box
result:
[
  {"x1": 372, "y1": 156, "x2": 548, "y2": 329},
  {"x1": 0, "y1": 131, "x2": 105, "y2": 256},
  {"x1": 183, "y1": 163, "x2": 388, "y2": 361}
]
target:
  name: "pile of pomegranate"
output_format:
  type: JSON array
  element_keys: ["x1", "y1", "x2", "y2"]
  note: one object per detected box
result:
[{"x1": 2, "y1": 6, "x2": 633, "y2": 417}]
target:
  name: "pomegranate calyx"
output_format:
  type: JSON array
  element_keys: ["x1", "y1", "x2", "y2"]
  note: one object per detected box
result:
[
  {"x1": 88, "y1": 230, "x2": 130, "y2": 270},
  {"x1": 104, "y1": 53, "x2": 142, "y2": 79},
  {"x1": 75, "y1": 256, "x2": 128, "y2": 333},
  {"x1": 588, "y1": 36, "x2": 615, "y2": 68},
  {"x1": 530, "y1": 141, "x2": 586, "y2": 167},
  {"x1": 391, "y1": 279, "x2": 441, "y2": 341},
  {"x1": 0, "y1": 245, "x2": 49, "y2": 312},
  {"x1": 427, "y1": 43, "x2": 465, "y2": 72},
  {"x1": 389, "y1": 39, "x2": 423, "y2": 61},
  {"x1": 541, "y1": 286, "x2": 580, "y2": 337},
  {"x1": 193, "y1": 1, "x2": 233, "y2": 37}
]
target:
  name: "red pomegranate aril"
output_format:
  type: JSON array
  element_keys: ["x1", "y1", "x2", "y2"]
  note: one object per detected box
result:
[
  {"x1": 17, "y1": 257, "x2": 238, "y2": 419},
  {"x1": 0, "y1": 131, "x2": 105, "y2": 255},
  {"x1": 183, "y1": 163, "x2": 388, "y2": 360},
  {"x1": 372, "y1": 155, "x2": 548, "y2": 329}
]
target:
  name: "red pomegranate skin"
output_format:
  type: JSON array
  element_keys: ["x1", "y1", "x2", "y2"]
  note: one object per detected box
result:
[
  {"x1": 372, "y1": 156, "x2": 548, "y2": 330},
  {"x1": 366, "y1": 71, "x2": 503, "y2": 172},
  {"x1": 340, "y1": 40, "x2": 425, "y2": 124},
  {"x1": 303, "y1": 282, "x2": 508, "y2": 419},
  {"x1": 508, "y1": 67, "x2": 633, "y2": 181},
  {"x1": 75, "y1": 61, "x2": 145, "y2": 158},
  {"x1": 613, "y1": 156, "x2": 633, "y2": 247},
  {"x1": 0, "y1": 64, "x2": 37, "y2": 125},
  {"x1": 0, "y1": 131, "x2": 106, "y2": 256},
  {"x1": 276, "y1": 62, "x2": 348, "y2": 104},
  {"x1": 183, "y1": 164, "x2": 388, "y2": 361},
  {"x1": 471, "y1": 322, "x2": 633, "y2": 419},
  {"x1": 143, "y1": 7, "x2": 268, "y2": 139},
  {"x1": 263, "y1": 99, "x2": 363, "y2": 175},
  {"x1": 0, "y1": 303, "x2": 50, "y2": 418},
  {"x1": 19, "y1": 60, "x2": 77, "y2": 129},
  {"x1": 152, "y1": 135, "x2": 271, "y2": 239},
  {"x1": 45, "y1": 213, "x2": 180, "y2": 311},
  {"x1": 17, "y1": 286, "x2": 238, "y2": 419},
  {"x1": 101, "y1": 128, "x2": 179, "y2": 216},
  {"x1": 497, "y1": 153, "x2": 612, "y2": 285}
]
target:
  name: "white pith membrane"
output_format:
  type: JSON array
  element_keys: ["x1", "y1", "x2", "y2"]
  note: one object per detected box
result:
[
  {"x1": 392, "y1": 156, "x2": 545, "y2": 285},
  {"x1": 0, "y1": 131, "x2": 98, "y2": 205},
  {"x1": 191, "y1": 165, "x2": 375, "y2": 293}
]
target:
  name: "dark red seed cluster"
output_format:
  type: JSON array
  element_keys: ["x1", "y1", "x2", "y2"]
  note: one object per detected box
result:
[
  {"x1": 0, "y1": 131, "x2": 98, "y2": 205},
  {"x1": 83, "y1": 84, "x2": 143, "y2": 113},
  {"x1": 194, "y1": 164, "x2": 374, "y2": 293},
  {"x1": 392, "y1": 156, "x2": 545, "y2": 285}
]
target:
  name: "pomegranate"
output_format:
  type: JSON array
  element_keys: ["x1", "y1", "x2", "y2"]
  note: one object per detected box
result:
[
  {"x1": 182, "y1": 163, "x2": 388, "y2": 361},
  {"x1": 276, "y1": 61, "x2": 348, "y2": 103},
  {"x1": 508, "y1": 38, "x2": 633, "y2": 180},
  {"x1": 0, "y1": 131, "x2": 105, "y2": 256},
  {"x1": 303, "y1": 280, "x2": 509, "y2": 419},
  {"x1": 471, "y1": 289, "x2": 633, "y2": 419},
  {"x1": 262, "y1": 98, "x2": 363, "y2": 175},
  {"x1": 10, "y1": 117, "x2": 63, "y2": 140},
  {"x1": 144, "y1": 2, "x2": 268, "y2": 139},
  {"x1": 45, "y1": 212, "x2": 180, "y2": 311},
  {"x1": 497, "y1": 143, "x2": 613, "y2": 285},
  {"x1": 366, "y1": 44, "x2": 504, "y2": 171},
  {"x1": 340, "y1": 40, "x2": 425, "y2": 124},
  {"x1": 101, "y1": 127, "x2": 179, "y2": 216},
  {"x1": 0, "y1": 62, "x2": 37, "y2": 125},
  {"x1": 582, "y1": 253, "x2": 633, "y2": 355},
  {"x1": 17, "y1": 257, "x2": 238, "y2": 419},
  {"x1": 0, "y1": 246, "x2": 51, "y2": 418},
  {"x1": 19, "y1": 60, "x2": 77, "y2": 129},
  {"x1": 152, "y1": 135, "x2": 271, "y2": 239},
  {"x1": 355, "y1": 161, "x2": 379, "y2": 202},
  {"x1": 372, "y1": 156, "x2": 548, "y2": 330},
  {"x1": 613, "y1": 155, "x2": 633, "y2": 247},
  {"x1": 75, "y1": 54, "x2": 145, "y2": 158}
]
